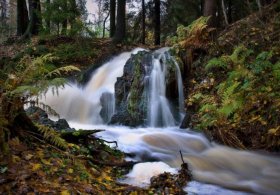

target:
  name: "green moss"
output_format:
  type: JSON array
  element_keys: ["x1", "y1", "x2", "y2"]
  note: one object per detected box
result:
[{"x1": 128, "y1": 60, "x2": 142, "y2": 117}]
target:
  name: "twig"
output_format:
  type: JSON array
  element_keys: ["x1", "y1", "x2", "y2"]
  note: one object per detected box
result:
[{"x1": 179, "y1": 150, "x2": 185, "y2": 164}]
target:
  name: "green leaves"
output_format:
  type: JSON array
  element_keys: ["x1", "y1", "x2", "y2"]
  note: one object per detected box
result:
[
  {"x1": 45, "y1": 66, "x2": 80, "y2": 78},
  {"x1": 194, "y1": 46, "x2": 280, "y2": 132},
  {"x1": 205, "y1": 56, "x2": 230, "y2": 71},
  {"x1": 36, "y1": 124, "x2": 68, "y2": 149}
]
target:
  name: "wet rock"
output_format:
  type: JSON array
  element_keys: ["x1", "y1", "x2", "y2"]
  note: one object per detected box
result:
[
  {"x1": 149, "y1": 163, "x2": 192, "y2": 195},
  {"x1": 110, "y1": 50, "x2": 151, "y2": 126},
  {"x1": 26, "y1": 106, "x2": 74, "y2": 132},
  {"x1": 100, "y1": 92, "x2": 115, "y2": 124},
  {"x1": 53, "y1": 119, "x2": 70, "y2": 130},
  {"x1": 110, "y1": 49, "x2": 181, "y2": 127},
  {"x1": 180, "y1": 112, "x2": 192, "y2": 129}
]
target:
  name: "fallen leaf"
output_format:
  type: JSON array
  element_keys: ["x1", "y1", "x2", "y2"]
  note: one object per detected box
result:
[
  {"x1": 32, "y1": 163, "x2": 41, "y2": 171},
  {"x1": 61, "y1": 190, "x2": 70, "y2": 195},
  {"x1": 24, "y1": 154, "x2": 34, "y2": 161}
]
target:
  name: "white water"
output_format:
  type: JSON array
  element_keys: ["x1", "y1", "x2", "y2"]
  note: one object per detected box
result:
[
  {"x1": 148, "y1": 48, "x2": 185, "y2": 126},
  {"x1": 41, "y1": 48, "x2": 280, "y2": 194},
  {"x1": 42, "y1": 48, "x2": 144, "y2": 124}
]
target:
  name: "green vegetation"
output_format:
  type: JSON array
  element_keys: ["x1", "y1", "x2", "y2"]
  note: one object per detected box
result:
[
  {"x1": 0, "y1": 53, "x2": 80, "y2": 154},
  {"x1": 173, "y1": 4, "x2": 280, "y2": 150}
]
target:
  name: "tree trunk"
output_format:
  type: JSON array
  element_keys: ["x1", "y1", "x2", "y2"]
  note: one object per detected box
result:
[
  {"x1": 17, "y1": 0, "x2": 29, "y2": 35},
  {"x1": 113, "y1": 0, "x2": 126, "y2": 44},
  {"x1": 246, "y1": 0, "x2": 252, "y2": 14},
  {"x1": 103, "y1": 12, "x2": 109, "y2": 38},
  {"x1": 62, "y1": 20, "x2": 67, "y2": 35},
  {"x1": 69, "y1": 0, "x2": 77, "y2": 30},
  {"x1": 109, "y1": 0, "x2": 116, "y2": 37},
  {"x1": 227, "y1": 0, "x2": 232, "y2": 23},
  {"x1": 256, "y1": 0, "x2": 262, "y2": 12},
  {"x1": 31, "y1": 0, "x2": 42, "y2": 35},
  {"x1": 46, "y1": 0, "x2": 51, "y2": 33},
  {"x1": 221, "y1": 0, "x2": 229, "y2": 26},
  {"x1": 1, "y1": 0, "x2": 7, "y2": 24},
  {"x1": 203, "y1": 0, "x2": 217, "y2": 27},
  {"x1": 61, "y1": 0, "x2": 68, "y2": 35},
  {"x1": 141, "y1": 0, "x2": 145, "y2": 44},
  {"x1": 154, "y1": 0, "x2": 160, "y2": 46},
  {"x1": 200, "y1": 0, "x2": 204, "y2": 15}
]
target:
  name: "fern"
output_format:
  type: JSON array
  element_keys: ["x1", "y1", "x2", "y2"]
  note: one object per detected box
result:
[
  {"x1": 249, "y1": 51, "x2": 273, "y2": 74},
  {"x1": 205, "y1": 56, "x2": 230, "y2": 71},
  {"x1": 36, "y1": 124, "x2": 68, "y2": 149},
  {"x1": 229, "y1": 45, "x2": 253, "y2": 65},
  {"x1": 272, "y1": 62, "x2": 280, "y2": 80},
  {"x1": 45, "y1": 65, "x2": 80, "y2": 78},
  {"x1": 199, "y1": 103, "x2": 217, "y2": 113}
]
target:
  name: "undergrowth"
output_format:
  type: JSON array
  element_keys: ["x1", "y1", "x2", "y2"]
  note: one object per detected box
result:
[{"x1": 188, "y1": 45, "x2": 280, "y2": 150}]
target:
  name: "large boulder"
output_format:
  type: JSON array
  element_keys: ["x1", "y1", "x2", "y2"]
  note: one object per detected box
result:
[
  {"x1": 110, "y1": 49, "x2": 182, "y2": 127},
  {"x1": 110, "y1": 50, "x2": 151, "y2": 126}
]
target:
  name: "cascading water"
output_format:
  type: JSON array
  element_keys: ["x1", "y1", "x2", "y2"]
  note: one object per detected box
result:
[
  {"x1": 42, "y1": 48, "x2": 144, "y2": 124},
  {"x1": 148, "y1": 48, "x2": 185, "y2": 127},
  {"x1": 41, "y1": 48, "x2": 280, "y2": 194}
]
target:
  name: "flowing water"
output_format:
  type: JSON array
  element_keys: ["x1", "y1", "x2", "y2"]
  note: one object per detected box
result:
[
  {"x1": 41, "y1": 49, "x2": 280, "y2": 194},
  {"x1": 148, "y1": 48, "x2": 185, "y2": 126}
]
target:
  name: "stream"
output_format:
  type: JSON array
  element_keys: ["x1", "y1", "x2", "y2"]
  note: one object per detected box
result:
[{"x1": 42, "y1": 48, "x2": 280, "y2": 194}]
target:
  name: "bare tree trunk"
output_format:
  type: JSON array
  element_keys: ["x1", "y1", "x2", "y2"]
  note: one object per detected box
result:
[
  {"x1": 0, "y1": 0, "x2": 7, "y2": 23},
  {"x1": 69, "y1": 0, "x2": 77, "y2": 30},
  {"x1": 103, "y1": 12, "x2": 109, "y2": 38},
  {"x1": 31, "y1": 0, "x2": 42, "y2": 35},
  {"x1": 17, "y1": 0, "x2": 29, "y2": 35},
  {"x1": 203, "y1": 0, "x2": 217, "y2": 27},
  {"x1": 200, "y1": 0, "x2": 204, "y2": 15},
  {"x1": 109, "y1": 0, "x2": 116, "y2": 37},
  {"x1": 227, "y1": 0, "x2": 232, "y2": 23},
  {"x1": 154, "y1": 0, "x2": 160, "y2": 45},
  {"x1": 113, "y1": 0, "x2": 126, "y2": 43},
  {"x1": 246, "y1": 0, "x2": 252, "y2": 14},
  {"x1": 221, "y1": 0, "x2": 229, "y2": 26},
  {"x1": 141, "y1": 0, "x2": 145, "y2": 44},
  {"x1": 61, "y1": 0, "x2": 68, "y2": 35},
  {"x1": 46, "y1": 0, "x2": 51, "y2": 33},
  {"x1": 256, "y1": 0, "x2": 262, "y2": 13}
]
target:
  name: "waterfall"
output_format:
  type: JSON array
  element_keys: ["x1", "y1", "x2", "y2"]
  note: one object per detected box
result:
[
  {"x1": 148, "y1": 48, "x2": 185, "y2": 127},
  {"x1": 40, "y1": 48, "x2": 280, "y2": 194},
  {"x1": 41, "y1": 48, "x2": 144, "y2": 124}
]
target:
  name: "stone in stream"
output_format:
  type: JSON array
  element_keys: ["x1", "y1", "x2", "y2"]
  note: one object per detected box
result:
[
  {"x1": 180, "y1": 112, "x2": 192, "y2": 129},
  {"x1": 149, "y1": 163, "x2": 192, "y2": 195}
]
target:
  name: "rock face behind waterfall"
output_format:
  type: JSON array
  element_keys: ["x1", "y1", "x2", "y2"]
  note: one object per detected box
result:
[{"x1": 110, "y1": 50, "x2": 182, "y2": 127}]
